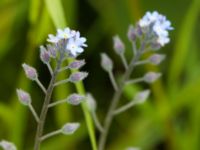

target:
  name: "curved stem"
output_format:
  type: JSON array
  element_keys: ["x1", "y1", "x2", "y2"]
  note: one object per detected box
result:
[
  {"x1": 28, "y1": 104, "x2": 40, "y2": 123},
  {"x1": 98, "y1": 44, "x2": 145, "y2": 150},
  {"x1": 35, "y1": 79, "x2": 47, "y2": 94},
  {"x1": 108, "y1": 71, "x2": 118, "y2": 91},
  {"x1": 47, "y1": 63, "x2": 53, "y2": 76},
  {"x1": 34, "y1": 57, "x2": 63, "y2": 150},
  {"x1": 92, "y1": 111, "x2": 104, "y2": 133},
  {"x1": 120, "y1": 54, "x2": 128, "y2": 70}
]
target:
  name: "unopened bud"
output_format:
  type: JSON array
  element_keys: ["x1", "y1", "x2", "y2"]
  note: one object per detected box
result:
[
  {"x1": 143, "y1": 72, "x2": 161, "y2": 83},
  {"x1": 68, "y1": 60, "x2": 85, "y2": 69},
  {"x1": 136, "y1": 24, "x2": 143, "y2": 37},
  {"x1": 47, "y1": 44, "x2": 57, "y2": 58},
  {"x1": 151, "y1": 42, "x2": 161, "y2": 51},
  {"x1": 67, "y1": 94, "x2": 85, "y2": 105},
  {"x1": 22, "y1": 63, "x2": 38, "y2": 80},
  {"x1": 0, "y1": 140, "x2": 17, "y2": 150},
  {"x1": 113, "y1": 35, "x2": 125, "y2": 55},
  {"x1": 127, "y1": 25, "x2": 136, "y2": 41},
  {"x1": 16, "y1": 89, "x2": 31, "y2": 105},
  {"x1": 101, "y1": 53, "x2": 113, "y2": 72},
  {"x1": 86, "y1": 93, "x2": 97, "y2": 112},
  {"x1": 61, "y1": 123, "x2": 80, "y2": 135},
  {"x1": 69, "y1": 72, "x2": 88, "y2": 83},
  {"x1": 40, "y1": 46, "x2": 50, "y2": 64},
  {"x1": 148, "y1": 54, "x2": 165, "y2": 65},
  {"x1": 134, "y1": 90, "x2": 150, "y2": 104}
]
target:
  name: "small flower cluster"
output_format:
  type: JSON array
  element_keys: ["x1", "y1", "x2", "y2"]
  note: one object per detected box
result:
[
  {"x1": 47, "y1": 28, "x2": 87, "y2": 57},
  {"x1": 139, "y1": 11, "x2": 173, "y2": 46},
  {"x1": 88, "y1": 11, "x2": 173, "y2": 150},
  {"x1": 15, "y1": 27, "x2": 88, "y2": 148}
]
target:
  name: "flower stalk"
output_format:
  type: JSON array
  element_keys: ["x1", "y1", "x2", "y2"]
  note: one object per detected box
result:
[
  {"x1": 34, "y1": 57, "x2": 63, "y2": 150},
  {"x1": 98, "y1": 47, "x2": 143, "y2": 150}
]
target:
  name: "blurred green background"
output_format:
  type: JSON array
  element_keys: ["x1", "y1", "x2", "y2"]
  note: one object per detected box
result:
[{"x1": 0, "y1": 0, "x2": 200, "y2": 150}]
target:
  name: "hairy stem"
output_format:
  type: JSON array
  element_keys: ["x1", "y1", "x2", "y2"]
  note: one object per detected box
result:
[
  {"x1": 98, "y1": 44, "x2": 145, "y2": 150},
  {"x1": 34, "y1": 57, "x2": 63, "y2": 150}
]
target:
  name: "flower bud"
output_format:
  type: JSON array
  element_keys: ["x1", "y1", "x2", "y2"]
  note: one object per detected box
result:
[
  {"x1": 47, "y1": 44, "x2": 57, "y2": 58},
  {"x1": 86, "y1": 93, "x2": 97, "y2": 112},
  {"x1": 148, "y1": 54, "x2": 165, "y2": 65},
  {"x1": 136, "y1": 24, "x2": 143, "y2": 37},
  {"x1": 68, "y1": 60, "x2": 85, "y2": 69},
  {"x1": 143, "y1": 72, "x2": 161, "y2": 83},
  {"x1": 127, "y1": 25, "x2": 136, "y2": 42},
  {"x1": 16, "y1": 89, "x2": 31, "y2": 105},
  {"x1": 69, "y1": 72, "x2": 88, "y2": 83},
  {"x1": 0, "y1": 140, "x2": 17, "y2": 150},
  {"x1": 113, "y1": 35, "x2": 125, "y2": 54},
  {"x1": 151, "y1": 42, "x2": 161, "y2": 51},
  {"x1": 134, "y1": 90, "x2": 150, "y2": 104},
  {"x1": 101, "y1": 53, "x2": 113, "y2": 72},
  {"x1": 61, "y1": 123, "x2": 80, "y2": 135},
  {"x1": 67, "y1": 94, "x2": 85, "y2": 105},
  {"x1": 22, "y1": 63, "x2": 38, "y2": 80},
  {"x1": 40, "y1": 46, "x2": 50, "y2": 64}
]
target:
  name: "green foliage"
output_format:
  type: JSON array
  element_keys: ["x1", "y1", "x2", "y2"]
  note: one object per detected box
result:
[{"x1": 0, "y1": 0, "x2": 200, "y2": 149}]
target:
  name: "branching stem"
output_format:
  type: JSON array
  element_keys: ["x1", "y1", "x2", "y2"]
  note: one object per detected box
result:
[
  {"x1": 113, "y1": 101, "x2": 136, "y2": 115},
  {"x1": 59, "y1": 66, "x2": 69, "y2": 72},
  {"x1": 92, "y1": 111, "x2": 104, "y2": 133},
  {"x1": 28, "y1": 104, "x2": 40, "y2": 123},
  {"x1": 40, "y1": 129, "x2": 62, "y2": 141},
  {"x1": 54, "y1": 79, "x2": 69, "y2": 87},
  {"x1": 108, "y1": 71, "x2": 118, "y2": 91},
  {"x1": 34, "y1": 57, "x2": 63, "y2": 150},
  {"x1": 48, "y1": 98, "x2": 68, "y2": 108},
  {"x1": 47, "y1": 63, "x2": 53, "y2": 76},
  {"x1": 120, "y1": 54, "x2": 128, "y2": 70},
  {"x1": 35, "y1": 79, "x2": 47, "y2": 94},
  {"x1": 125, "y1": 77, "x2": 144, "y2": 85},
  {"x1": 98, "y1": 43, "x2": 145, "y2": 150}
]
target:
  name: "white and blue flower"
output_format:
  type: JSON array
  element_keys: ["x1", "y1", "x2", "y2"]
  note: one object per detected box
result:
[{"x1": 139, "y1": 11, "x2": 173, "y2": 46}]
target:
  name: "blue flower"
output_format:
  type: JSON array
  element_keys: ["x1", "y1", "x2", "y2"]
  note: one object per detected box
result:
[
  {"x1": 66, "y1": 32, "x2": 87, "y2": 56},
  {"x1": 139, "y1": 11, "x2": 173, "y2": 46},
  {"x1": 47, "y1": 34, "x2": 60, "y2": 43},
  {"x1": 57, "y1": 28, "x2": 76, "y2": 39}
]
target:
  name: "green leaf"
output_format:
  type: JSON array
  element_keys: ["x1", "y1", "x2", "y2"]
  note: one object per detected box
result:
[{"x1": 168, "y1": 0, "x2": 200, "y2": 86}]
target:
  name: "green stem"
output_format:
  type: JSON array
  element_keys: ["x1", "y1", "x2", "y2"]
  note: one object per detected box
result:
[{"x1": 34, "y1": 57, "x2": 63, "y2": 150}]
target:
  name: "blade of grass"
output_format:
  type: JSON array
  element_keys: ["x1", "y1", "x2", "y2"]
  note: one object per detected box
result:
[
  {"x1": 45, "y1": 0, "x2": 97, "y2": 149},
  {"x1": 0, "y1": 102, "x2": 14, "y2": 127},
  {"x1": 168, "y1": 0, "x2": 200, "y2": 87}
]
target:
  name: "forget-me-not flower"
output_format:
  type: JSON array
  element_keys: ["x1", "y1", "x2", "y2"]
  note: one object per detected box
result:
[{"x1": 139, "y1": 11, "x2": 173, "y2": 46}]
